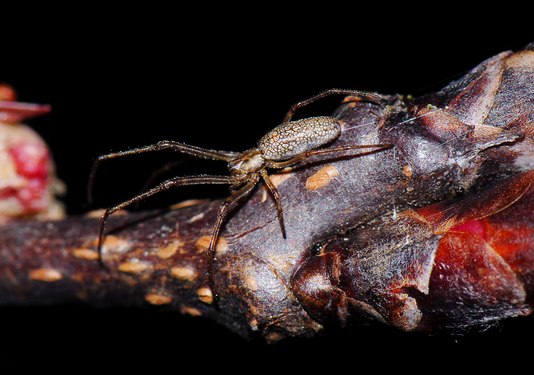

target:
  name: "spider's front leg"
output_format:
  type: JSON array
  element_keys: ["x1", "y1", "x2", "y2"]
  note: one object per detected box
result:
[{"x1": 88, "y1": 140, "x2": 239, "y2": 205}]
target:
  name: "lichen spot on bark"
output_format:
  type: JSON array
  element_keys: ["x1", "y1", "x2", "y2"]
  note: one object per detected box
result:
[
  {"x1": 157, "y1": 240, "x2": 184, "y2": 259},
  {"x1": 306, "y1": 165, "x2": 340, "y2": 191},
  {"x1": 215, "y1": 237, "x2": 228, "y2": 255},
  {"x1": 342, "y1": 95, "x2": 362, "y2": 104},
  {"x1": 72, "y1": 248, "x2": 99, "y2": 260},
  {"x1": 118, "y1": 261, "x2": 151, "y2": 274},
  {"x1": 196, "y1": 287, "x2": 213, "y2": 304},
  {"x1": 403, "y1": 165, "x2": 413, "y2": 179},
  {"x1": 145, "y1": 293, "x2": 173, "y2": 305},
  {"x1": 244, "y1": 275, "x2": 258, "y2": 291},
  {"x1": 170, "y1": 266, "x2": 198, "y2": 282},
  {"x1": 270, "y1": 172, "x2": 293, "y2": 188},
  {"x1": 188, "y1": 212, "x2": 205, "y2": 223},
  {"x1": 195, "y1": 236, "x2": 211, "y2": 252},
  {"x1": 195, "y1": 236, "x2": 228, "y2": 254},
  {"x1": 180, "y1": 306, "x2": 202, "y2": 317},
  {"x1": 96, "y1": 235, "x2": 131, "y2": 254},
  {"x1": 86, "y1": 209, "x2": 128, "y2": 218},
  {"x1": 29, "y1": 268, "x2": 63, "y2": 282}
]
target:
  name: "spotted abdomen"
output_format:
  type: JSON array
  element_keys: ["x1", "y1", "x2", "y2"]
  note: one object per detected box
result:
[{"x1": 258, "y1": 116, "x2": 341, "y2": 161}]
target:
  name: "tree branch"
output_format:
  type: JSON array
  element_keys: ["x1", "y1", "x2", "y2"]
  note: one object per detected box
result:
[{"x1": 1, "y1": 45, "x2": 533, "y2": 341}]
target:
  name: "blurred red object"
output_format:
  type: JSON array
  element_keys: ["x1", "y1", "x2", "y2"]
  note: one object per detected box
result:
[{"x1": 0, "y1": 84, "x2": 63, "y2": 222}]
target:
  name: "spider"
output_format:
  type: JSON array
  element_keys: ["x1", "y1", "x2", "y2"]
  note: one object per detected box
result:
[{"x1": 88, "y1": 88, "x2": 396, "y2": 299}]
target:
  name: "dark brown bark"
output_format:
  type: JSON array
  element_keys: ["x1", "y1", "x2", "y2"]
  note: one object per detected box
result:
[{"x1": 1, "y1": 44, "x2": 533, "y2": 341}]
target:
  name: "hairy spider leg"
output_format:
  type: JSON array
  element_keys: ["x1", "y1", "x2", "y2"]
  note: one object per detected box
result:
[
  {"x1": 260, "y1": 169, "x2": 286, "y2": 238},
  {"x1": 208, "y1": 177, "x2": 260, "y2": 302},
  {"x1": 88, "y1": 140, "x2": 239, "y2": 205},
  {"x1": 283, "y1": 88, "x2": 397, "y2": 123},
  {"x1": 97, "y1": 175, "x2": 234, "y2": 267}
]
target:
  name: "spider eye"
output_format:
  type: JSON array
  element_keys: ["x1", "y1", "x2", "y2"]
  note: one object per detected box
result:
[{"x1": 310, "y1": 242, "x2": 324, "y2": 256}]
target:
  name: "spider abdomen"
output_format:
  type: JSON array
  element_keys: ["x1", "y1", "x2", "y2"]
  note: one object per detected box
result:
[{"x1": 258, "y1": 116, "x2": 341, "y2": 161}]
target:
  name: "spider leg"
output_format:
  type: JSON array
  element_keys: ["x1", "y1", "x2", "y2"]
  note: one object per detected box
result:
[
  {"x1": 266, "y1": 143, "x2": 393, "y2": 169},
  {"x1": 260, "y1": 169, "x2": 286, "y2": 238},
  {"x1": 283, "y1": 88, "x2": 397, "y2": 122},
  {"x1": 208, "y1": 177, "x2": 259, "y2": 302},
  {"x1": 88, "y1": 140, "x2": 240, "y2": 205},
  {"x1": 97, "y1": 174, "x2": 234, "y2": 267}
]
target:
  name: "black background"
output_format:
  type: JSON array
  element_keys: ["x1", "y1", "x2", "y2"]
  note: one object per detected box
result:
[{"x1": 1, "y1": 7, "x2": 532, "y2": 371}]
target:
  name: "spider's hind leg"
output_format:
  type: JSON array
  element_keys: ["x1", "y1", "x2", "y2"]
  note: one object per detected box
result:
[
  {"x1": 97, "y1": 175, "x2": 234, "y2": 266},
  {"x1": 283, "y1": 88, "x2": 397, "y2": 122},
  {"x1": 260, "y1": 169, "x2": 286, "y2": 238},
  {"x1": 207, "y1": 177, "x2": 259, "y2": 304}
]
